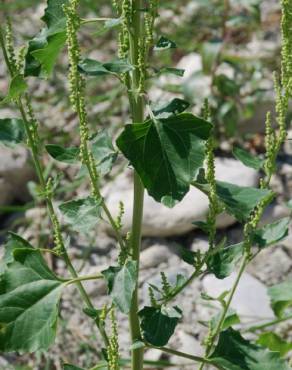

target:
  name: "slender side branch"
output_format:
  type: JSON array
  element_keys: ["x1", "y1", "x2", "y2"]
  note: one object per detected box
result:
[
  {"x1": 243, "y1": 313, "x2": 292, "y2": 333},
  {"x1": 66, "y1": 274, "x2": 103, "y2": 286},
  {"x1": 0, "y1": 24, "x2": 109, "y2": 346},
  {"x1": 145, "y1": 344, "x2": 219, "y2": 369},
  {"x1": 63, "y1": 1, "x2": 125, "y2": 251}
]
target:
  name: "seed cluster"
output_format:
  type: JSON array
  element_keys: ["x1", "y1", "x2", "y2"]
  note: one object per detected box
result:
[{"x1": 107, "y1": 309, "x2": 120, "y2": 370}]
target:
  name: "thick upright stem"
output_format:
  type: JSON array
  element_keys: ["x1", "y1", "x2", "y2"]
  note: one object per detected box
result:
[{"x1": 128, "y1": 1, "x2": 145, "y2": 369}]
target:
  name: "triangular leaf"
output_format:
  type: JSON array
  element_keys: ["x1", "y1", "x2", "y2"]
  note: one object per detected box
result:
[
  {"x1": 0, "y1": 233, "x2": 34, "y2": 275},
  {"x1": 257, "y1": 332, "x2": 292, "y2": 357},
  {"x1": 24, "y1": 0, "x2": 69, "y2": 77},
  {"x1": 3, "y1": 233, "x2": 34, "y2": 265},
  {"x1": 46, "y1": 144, "x2": 80, "y2": 164},
  {"x1": 90, "y1": 130, "x2": 118, "y2": 175},
  {"x1": 117, "y1": 113, "x2": 212, "y2": 207},
  {"x1": 139, "y1": 305, "x2": 182, "y2": 346},
  {"x1": 78, "y1": 58, "x2": 133, "y2": 77},
  {"x1": 152, "y1": 98, "x2": 190, "y2": 119},
  {"x1": 210, "y1": 309, "x2": 240, "y2": 332},
  {"x1": 2, "y1": 75, "x2": 27, "y2": 103},
  {"x1": 31, "y1": 32, "x2": 67, "y2": 77},
  {"x1": 268, "y1": 281, "x2": 292, "y2": 318},
  {"x1": 176, "y1": 244, "x2": 197, "y2": 266},
  {"x1": 0, "y1": 248, "x2": 64, "y2": 352},
  {"x1": 253, "y1": 217, "x2": 290, "y2": 248},
  {"x1": 59, "y1": 196, "x2": 102, "y2": 233},
  {"x1": 207, "y1": 243, "x2": 244, "y2": 279},
  {"x1": 216, "y1": 181, "x2": 273, "y2": 222},
  {"x1": 210, "y1": 328, "x2": 291, "y2": 370},
  {"x1": 102, "y1": 261, "x2": 137, "y2": 314},
  {"x1": 233, "y1": 147, "x2": 264, "y2": 170}
]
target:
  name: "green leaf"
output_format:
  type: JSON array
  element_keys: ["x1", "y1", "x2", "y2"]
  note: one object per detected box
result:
[
  {"x1": 139, "y1": 305, "x2": 182, "y2": 346},
  {"x1": 59, "y1": 196, "x2": 102, "y2": 233},
  {"x1": 0, "y1": 118, "x2": 26, "y2": 146},
  {"x1": 207, "y1": 242, "x2": 244, "y2": 279},
  {"x1": 0, "y1": 233, "x2": 34, "y2": 275},
  {"x1": 210, "y1": 328, "x2": 291, "y2": 370},
  {"x1": 3, "y1": 233, "x2": 34, "y2": 265},
  {"x1": 30, "y1": 32, "x2": 67, "y2": 77},
  {"x1": 253, "y1": 218, "x2": 290, "y2": 248},
  {"x1": 0, "y1": 248, "x2": 64, "y2": 352},
  {"x1": 233, "y1": 147, "x2": 264, "y2": 170},
  {"x1": 257, "y1": 332, "x2": 292, "y2": 357},
  {"x1": 216, "y1": 181, "x2": 273, "y2": 222},
  {"x1": 78, "y1": 58, "x2": 133, "y2": 77},
  {"x1": 24, "y1": 0, "x2": 69, "y2": 77},
  {"x1": 210, "y1": 309, "x2": 240, "y2": 332},
  {"x1": 152, "y1": 98, "x2": 190, "y2": 119},
  {"x1": 90, "y1": 130, "x2": 118, "y2": 175},
  {"x1": 214, "y1": 74, "x2": 240, "y2": 96},
  {"x1": 176, "y1": 245, "x2": 197, "y2": 265},
  {"x1": 102, "y1": 261, "x2": 137, "y2": 314},
  {"x1": 3, "y1": 75, "x2": 27, "y2": 103},
  {"x1": 268, "y1": 281, "x2": 292, "y2": 318},
  {"x1": 154, "y1": 36, "x2": 177, "y2": 51},
  {"x1": 116, "y1": 113, "x2": 212, "y2": 207},
  {"x1": 46, "y1": 144, "x2": 80, "y2": 164}
]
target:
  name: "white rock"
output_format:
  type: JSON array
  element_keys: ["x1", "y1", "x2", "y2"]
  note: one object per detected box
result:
[
  {"x1": 104, "y1": 158, "x2": 259, "y2": 237},
  {"x1": 247, "y1": 246, "x2": 292, "y2": 285},
  {"x1": 0, "y1": 146, "x2": 35, "y2": 206},
  {"x1": 260, "y1": 203, "x2": 290, "y2": 226},
  {"x1": 140, "y1": 244, "x2": 173, "y2": 269},
  {"x1": 176, "y1": 330, "x2": 204, "y2": 362},
  {"x1": 150, "y1": 53, "x2": 205, "y2": 101},
  {"x1": 202, "y1": 272, "x2": 274, "y2": 320}
]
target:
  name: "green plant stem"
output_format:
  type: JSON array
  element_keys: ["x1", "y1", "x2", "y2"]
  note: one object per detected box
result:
[
  {"x1": 243, "y1": 313, "x2": 292, "y2": 333},
  {"x1": 66, "y1": 273, "x2": 103, "y2": 285},
  {"x1": 127, "y1": 1, "x2": 145, "y2": 369},
  {"x1": 146, "y1": 345, "x2": 218, "y2": 368},
  {"x1": 81, "y1": 17, "x2": 113, "y2": 24},
  {"x1": 0, "y1": 25, "x2": 109, "y2": 345},
  {"x1": 199, "y1": 254, "x2": 248, "y2": 370},
  {"x1": 163, "y1": 263, "x2": 206, "y2": 304},
  {"x1": 17, "y1": 99, "x2": 110, "y2": 346},
  {"x1": 74, "y1": 104, "x2": 125, "y2": 250}
]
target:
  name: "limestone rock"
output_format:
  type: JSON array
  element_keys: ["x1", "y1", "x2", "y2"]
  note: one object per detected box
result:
[
  {"x1": 104, "y1": 158, "x2": 259, "y2": 237},
  {"x1": 0, "y1": 146, "x2": 35, "y2": 206}
]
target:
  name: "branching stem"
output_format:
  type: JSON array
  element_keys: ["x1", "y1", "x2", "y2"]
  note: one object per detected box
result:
[{"x1": 0, "y1": 24, "x2": 109, "y2": 347}]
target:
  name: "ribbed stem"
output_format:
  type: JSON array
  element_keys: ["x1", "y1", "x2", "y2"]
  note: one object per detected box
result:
[{"x1": 128, "y1": 1, "x2": 145, "y2": 369}]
